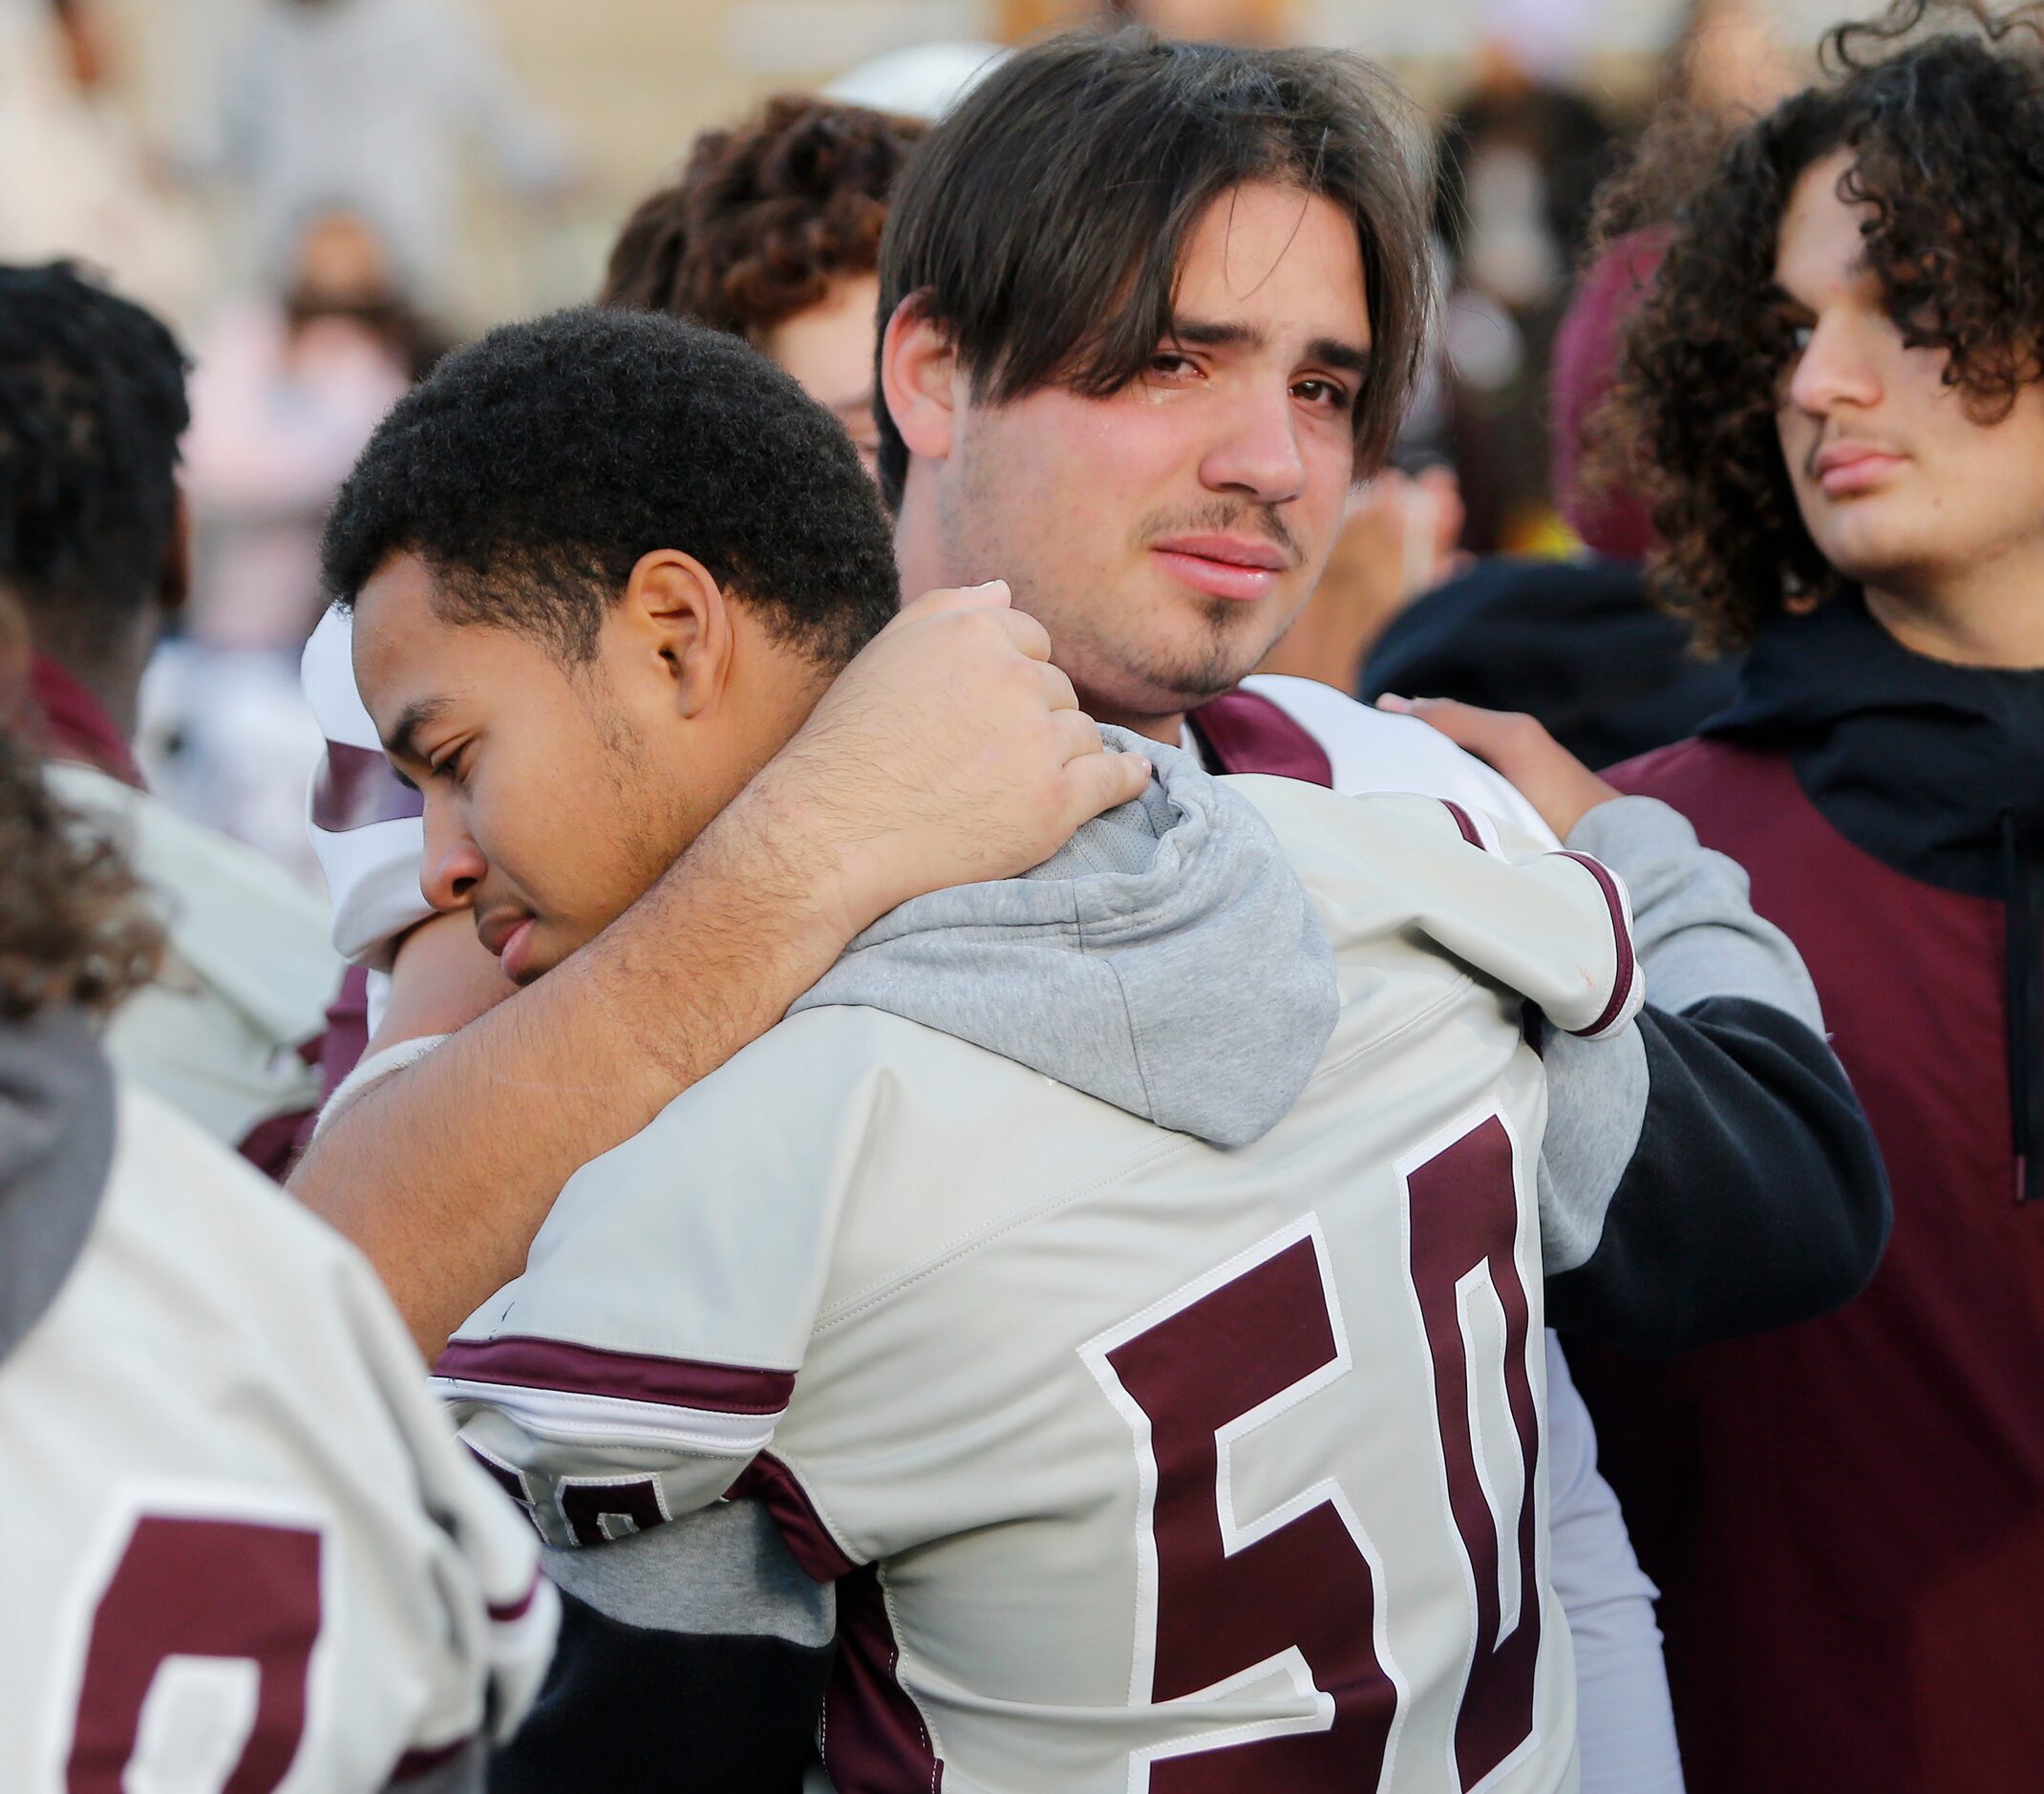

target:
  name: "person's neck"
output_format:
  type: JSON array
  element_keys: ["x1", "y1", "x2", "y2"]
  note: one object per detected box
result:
[
  {"x1": 893, "y1": 499, "x2": 1198, "y2": 750},
  {"x1": 1863, "y1": 556, "x2": 2044, "y2": 671},
  {"x1": 1088, "y1": 700, "x2": 1188, "y2": 749}
]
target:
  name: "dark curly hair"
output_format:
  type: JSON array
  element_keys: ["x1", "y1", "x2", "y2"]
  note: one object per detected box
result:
[
  {"x1": 319, "y1": 307, "x2": 901, "y2": 671},
  {"x1": 601, "y1": 96, "x2": 925, "y2": 342},
  {"x1": 0, "y1": 262, "x2": 188, "y2": 665},
  {"x1": 0, "y1": 723, "x2": 160, "y2": 1021},
  {"x1": 1604, "y1": 1, "x2": 2044, "y2": 652}
]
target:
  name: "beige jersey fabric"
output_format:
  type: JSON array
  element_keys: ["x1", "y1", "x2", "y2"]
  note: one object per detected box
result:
[
  {"x1": 1, "y1": 1081, "x2": 553, "y2": 1791},
  {"x1": 441, "y1": 780, "x2": 1640, "y2": 1793},
  {"x1": 44, "y1": 759, "x2": 339, "y2": 1152}
]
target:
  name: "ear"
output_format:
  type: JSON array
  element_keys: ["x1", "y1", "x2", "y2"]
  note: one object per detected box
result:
[
  {"x1": 158, "y1": 489, "x2": 192, "y2": 620},
  {"x1": 617, "y1": 549, "x2": 731, "y2": 719},
  {"x1": 880, "y1": 294, "x2": 961, "y2": 468}
]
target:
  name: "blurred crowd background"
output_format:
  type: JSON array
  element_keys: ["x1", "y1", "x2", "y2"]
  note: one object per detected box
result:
[{"x1": 0, "y1": 0, "x2": 1848, "y2": 888}]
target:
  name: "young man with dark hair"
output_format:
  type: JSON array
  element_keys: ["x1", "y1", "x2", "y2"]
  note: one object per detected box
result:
[
  {"x1": 336, "y1": 295, "x2": 1699, "y2": 1794},
  {"x1": 875, "y1": 28, "x2": 1881, "y2": 1351},
  {"x1": 0, "y1": 261, "x2": 339, "y2": 1169},
  {"x1": 1538, "y1": 8, "x2": 2044, "y2": 1788}
]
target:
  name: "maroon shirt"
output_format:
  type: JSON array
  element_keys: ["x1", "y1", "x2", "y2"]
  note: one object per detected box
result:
[{"x1": 1583, "y1": 736, "x2": 2044, "y2": 1793}]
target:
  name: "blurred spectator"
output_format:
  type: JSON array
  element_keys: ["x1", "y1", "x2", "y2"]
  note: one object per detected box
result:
[
  {"x1": 1673, "y1": 0, "x2": 1809, "y2": 119},
  {"x1": 209, "y1": 0, "x2": 573, "y2": 308},
  {"x1": 1436, "y1": 32, "x2": 1621, "y2": 553},
  {"x1": 1362, "y1": 196, "x2": 1738, "y2": 768},
  {"x1": 1109, "y1": 0, "x2": 1293, "y2": 43},
  {"x1": 0, "y1": 0, "x2": 208, "y2": 331},
  {"x1": 825, "y1": 40, "x2": 1005, "y2": 117},
  {"x1": 1, "y1": 262, "x2": 337, "y2": 1170},
  {"x1": 181, "y1": 208, "x2": 422, "y2": 651},
  {"x1": 138, "y1": 207, "x2": 425, "y2": 884},
  {"x1": 1255, "y1": 464, "x2": 1465, "y2": 692}
]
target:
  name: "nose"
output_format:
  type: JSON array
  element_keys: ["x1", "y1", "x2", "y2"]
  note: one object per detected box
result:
[
  {"x1": 419, "y1": 796, "x2": 486, "y2": 914},
  {"x1": 1198, "y1": 381, "x2": 1309, "y2": 506},
  {"x1": 1787, "y1": 312, "x2": 1884, "y2": 420}
]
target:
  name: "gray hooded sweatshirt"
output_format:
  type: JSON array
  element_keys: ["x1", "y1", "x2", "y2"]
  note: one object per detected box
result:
[
  {"x1": 789, "y1": 728, "x2": 1337, "y2": 1149},
  {"x1": 0, "y1": 1009, "x2": 116, "y2": 1363}
]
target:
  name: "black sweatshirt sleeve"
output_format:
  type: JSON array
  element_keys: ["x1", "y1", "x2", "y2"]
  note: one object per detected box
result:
[
  {"x1": 1544, "y1": 996, "x2": 1890, "y2": 1356},
  {"x1": 1534, "y1": 798, "x2": 1891, "y2": 1356},
  {"x1": 489, "y1": 1586, "x2": 831, "y2": 1794}
]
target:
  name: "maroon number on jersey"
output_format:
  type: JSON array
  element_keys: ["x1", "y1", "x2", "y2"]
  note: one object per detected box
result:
[
  {"x1": 1106, "y1": 1228, "x2": 1398, "y2": 1790},
  {"x1": 1096, "y1": 1111, "x2": 1542, "y2": 1789},
  {"x1": 65, "y1": 1514, "x2": 322, "y2": 1793},
  {"x1": 1405, "y1": 1115, "x2": 1544, "y2": 1789}
]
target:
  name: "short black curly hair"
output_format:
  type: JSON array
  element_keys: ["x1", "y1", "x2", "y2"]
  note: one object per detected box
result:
[
  {"x1": 320, "y1": 306, "x2": 900, "y2": 670},
  {"x1": 0, "y1": 262, "x2": 189, "y2": 664},
  {"x1": 1606, "y1": 1, "x2": 2044, "y2": 652}
]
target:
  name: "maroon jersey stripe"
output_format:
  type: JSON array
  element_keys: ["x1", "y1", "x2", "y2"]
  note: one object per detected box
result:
[
  {"x1": 727, "y1": 1451, "x2": 859, "y2": 1582},
  {"x1": 434, "y1": 1335, "x2": 795, "y2": 1415},
  {"x1": 1556, "y1": 850, "x2": 1637, "y2": 1036},
  {"x1": 311, "y1": 740, "x2": 424, "y2": 833},
  {"x1": 1441, "y1": 799, "x2": 1486, "y2": 849}
]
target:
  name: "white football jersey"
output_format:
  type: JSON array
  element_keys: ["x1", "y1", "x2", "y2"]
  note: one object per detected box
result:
[
  {"x1": 1, "y1": 1082, "x2": 555, "y2": 1790},
  {"x1": 44, "y1": 759, "x2": 338, "y2": 1151},
  {"x1": 439, "y1": 780, "x2": 1643, "y2": 1794}
]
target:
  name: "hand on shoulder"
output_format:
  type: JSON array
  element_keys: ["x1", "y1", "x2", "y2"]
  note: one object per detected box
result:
[{"x1": 1376, "y1": 694, "x2": 1619, "y2": 842}]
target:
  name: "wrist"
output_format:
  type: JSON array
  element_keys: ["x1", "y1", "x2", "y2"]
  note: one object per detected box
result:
[{"x1": 701, "y1": 748, "x2": 874, "y2": 953}]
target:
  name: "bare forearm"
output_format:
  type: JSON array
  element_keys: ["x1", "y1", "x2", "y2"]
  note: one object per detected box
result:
[{"x1": 289, "y1": 780, "x2": 849, "y2": 1357}]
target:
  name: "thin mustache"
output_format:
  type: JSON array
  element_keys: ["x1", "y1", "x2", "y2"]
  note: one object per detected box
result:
[{"x1": 1140, "y1": 502, "x2": 1304, "y2": 566}]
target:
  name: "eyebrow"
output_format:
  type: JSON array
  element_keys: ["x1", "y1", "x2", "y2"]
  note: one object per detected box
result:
[
  {"x1": 1168, "y1": 315, "x2": 1373, "y2": 377},
  {"x1": 382, "y1": 695, "x2": 452, "y2": 767}
]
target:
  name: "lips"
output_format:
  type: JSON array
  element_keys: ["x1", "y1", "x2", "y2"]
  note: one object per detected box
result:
[
  {"x1": 1150, "y1": 532, "x2": 1292, "y2": 604},
  {"x1": 478, "y1": 910, "x2": 538, "y2": 981},
  {"x1": 1811, "y1": 441, "x2": 1905, "y2": 498}
]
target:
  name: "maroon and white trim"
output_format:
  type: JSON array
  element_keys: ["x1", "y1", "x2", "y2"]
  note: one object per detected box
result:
[
  {"x1": 726, "y1": 1451, "x2": 858, "y2": 1582},
  {"x1": 1552, "y1": 851, "x2": 1643, "y2": 1040},
  {"x1": 309, "y1": 740, "x2": 424, "y2": 834},
  {"x1": 432, "y1": 1335, "x2": 794, "y2": 1457},
  {"x1": 1439, "y1": 799, "x2": 1504, "y2": 857}
]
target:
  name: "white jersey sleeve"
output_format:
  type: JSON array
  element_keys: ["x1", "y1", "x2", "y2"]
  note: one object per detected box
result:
[
  {"x1": 302, "y1": 605, "x2": 431, "y2": 971},
  {"x1": 0, "y1": 1083, "x2": 555, "y2": 1788}
]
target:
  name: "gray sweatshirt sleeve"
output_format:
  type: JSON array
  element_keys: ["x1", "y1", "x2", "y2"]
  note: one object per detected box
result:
[{"x1": 1536, "y1": 798, "x2": 1890, "y2": 1356}]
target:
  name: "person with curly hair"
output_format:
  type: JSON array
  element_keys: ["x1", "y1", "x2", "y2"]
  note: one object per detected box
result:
[
  {"x1": 603, "y1": 94, "x2": 925, "y2": 475},
  {"x1": 0, "y1": 708, "x2": 560, "y2": 1786},
  {"x1": 1546, "y1": 6, "x2": 2044, "y2": 1788}
]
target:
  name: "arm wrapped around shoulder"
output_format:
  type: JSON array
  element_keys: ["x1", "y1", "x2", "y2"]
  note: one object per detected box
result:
[{"x1": 1539, "y1": 797, "x2": 1890, "y2": 1356}]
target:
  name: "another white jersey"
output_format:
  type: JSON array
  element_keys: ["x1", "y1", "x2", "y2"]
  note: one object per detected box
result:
[
  {"x1": 439, "y1": 780, "x2": 1644, "y2": 1793},
  {"x1": 1, "y1": 1082, "x2": 555, "y2": 1789},
  {"x1": 46, "y1": 759, "x2": 338, "y2": 1151}
]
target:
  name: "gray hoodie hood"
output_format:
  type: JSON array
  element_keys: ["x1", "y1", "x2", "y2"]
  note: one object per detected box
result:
[
  {"x1": 0, "y1": 1008, "x2": 115, "y2": 1362},
  {"x1": 791, "y1": 730, "x2": 1337, "y2": 1147}
]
